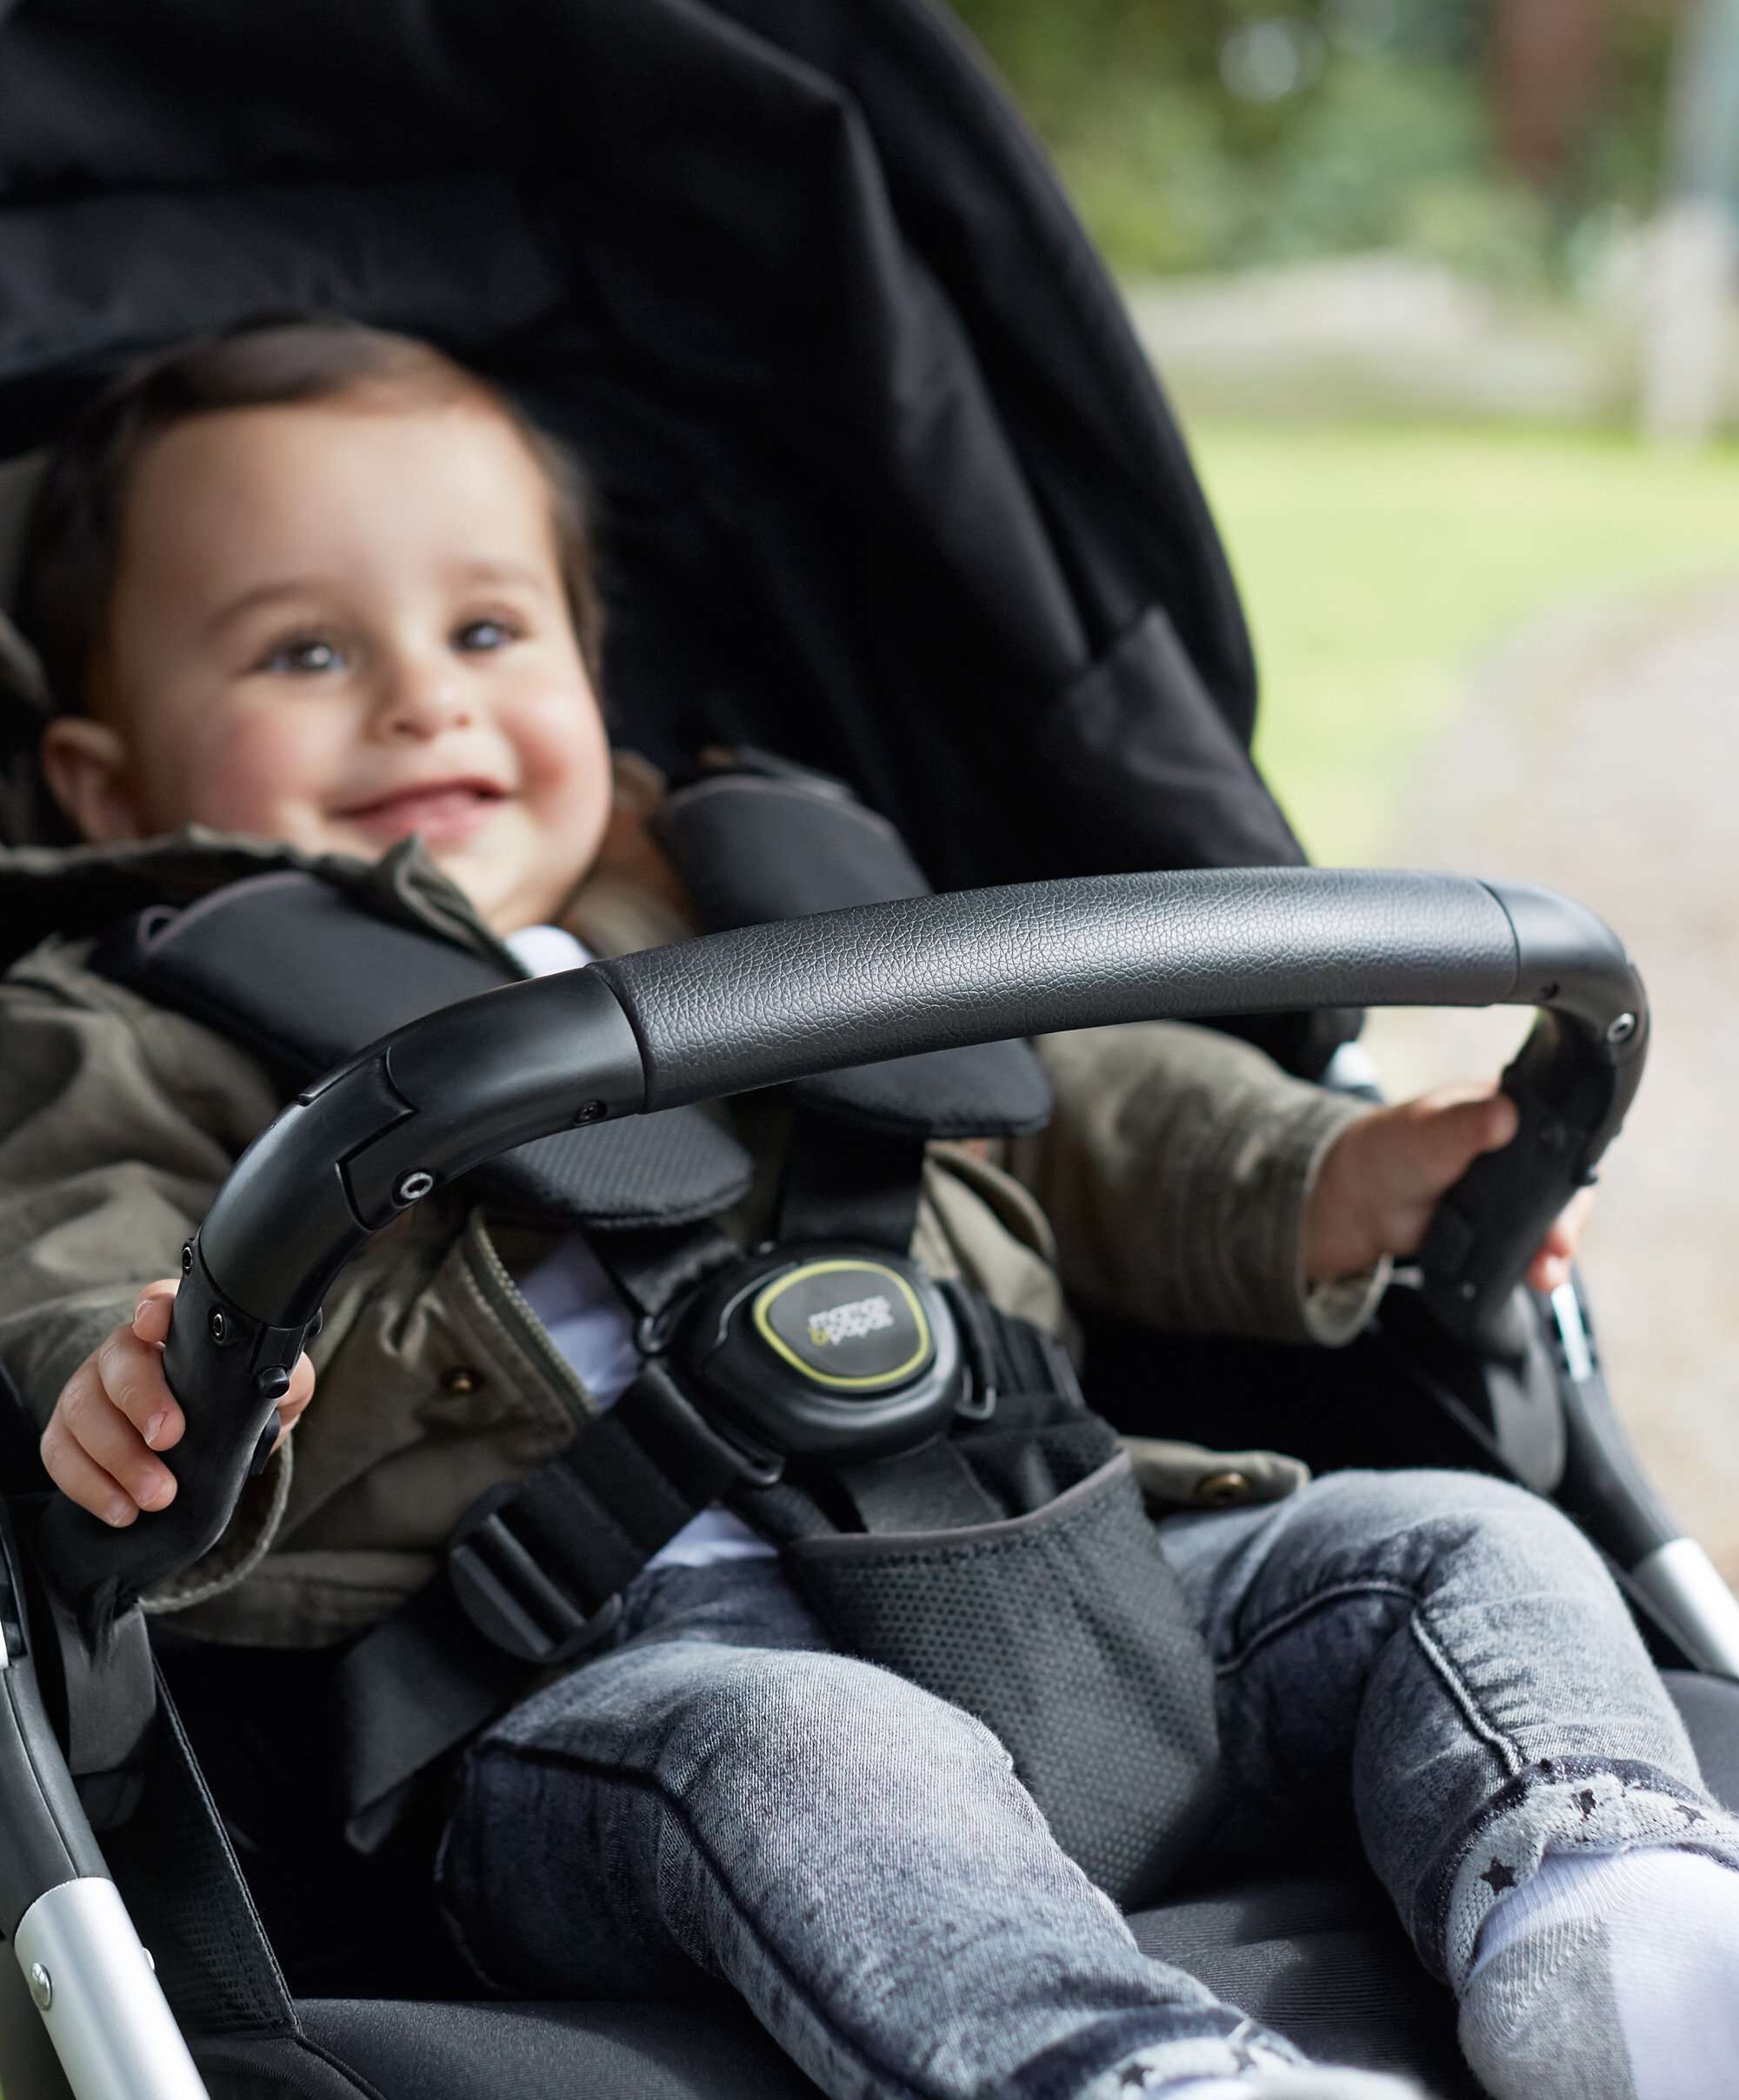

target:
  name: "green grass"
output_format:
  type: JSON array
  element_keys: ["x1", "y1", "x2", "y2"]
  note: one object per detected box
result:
[{"x1": 1186, "y1": 423, "x2": 1739, "y2": 863}]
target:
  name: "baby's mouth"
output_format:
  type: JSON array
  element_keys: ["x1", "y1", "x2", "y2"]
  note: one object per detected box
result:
[{"x1": 338, "y1": 781, "x2": 508, "y2": 848}]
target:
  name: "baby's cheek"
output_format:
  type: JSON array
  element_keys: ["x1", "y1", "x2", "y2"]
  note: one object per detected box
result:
[
  {"x1": 171, "y1": 711, "x2": 340, "y2": 839},
  {"x1": 515, "y1": 685, "x2": 611, "y2": 799}
]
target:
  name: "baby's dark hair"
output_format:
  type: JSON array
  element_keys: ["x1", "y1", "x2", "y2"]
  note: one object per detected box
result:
[{"x1": 17, "y1": 311, "x2": 605, "y2": 717}]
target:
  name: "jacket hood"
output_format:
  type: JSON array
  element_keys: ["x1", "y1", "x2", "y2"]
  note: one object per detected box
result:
[
  {"x1": 0, "y1": 749, "x2": 696, "y2": 977},
  {"x1": 0, "y1": 824, "x2": 515, "y2": 977}
]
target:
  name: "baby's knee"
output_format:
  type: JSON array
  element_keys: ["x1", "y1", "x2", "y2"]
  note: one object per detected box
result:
[
  {"x1": 1304, "y1": 1468, "x2": 1608, "y2": 1587},
  {"x1": 682, "y1": 1649, "x2": 1012, "y2": 1799}
]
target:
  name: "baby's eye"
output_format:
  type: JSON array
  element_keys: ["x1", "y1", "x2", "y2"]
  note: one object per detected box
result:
[
  {"x1": 259, "y1": 634, "x2": 344, "y2": 677},
  {"x1": 456, "y1": 617, "x2": 520, "y2": 652}
]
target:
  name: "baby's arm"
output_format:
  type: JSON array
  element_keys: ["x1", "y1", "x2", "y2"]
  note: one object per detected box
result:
[
  {"x1": 1013, "y1": 1019, "x2": 1378, "y2": 1341},
  {"x1": 39, "y1": 1283, "x2": 314, "y2": 1527},
  {"x1": 1303, "y1": 1083, "x2": 1591, "y2": 1294},
  {"x1": 1013, "y1": 1023, "x2": 1588, "y2": 1344},
  {"x1": 0, "y1": 955, "x2": 307, "y2": 1527}
]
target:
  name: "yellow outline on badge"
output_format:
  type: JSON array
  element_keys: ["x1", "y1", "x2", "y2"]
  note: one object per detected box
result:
[{"x1": 751, "y1": 1260, "x2": 932, "y2": 1390}]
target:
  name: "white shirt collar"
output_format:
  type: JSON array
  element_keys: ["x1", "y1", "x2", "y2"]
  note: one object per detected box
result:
[{"x1": 503, "y1": 923, "x2": 596, "y2": 979}]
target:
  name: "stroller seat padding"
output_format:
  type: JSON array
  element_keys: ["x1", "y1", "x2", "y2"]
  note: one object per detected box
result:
[
  {"x1": 266, "y1": 1670, "x2": 1735, "y2": 2100},
  {"x1": 295, "y1": 1997, "x2": 820, "y2": 2100},
  {"x1": 1660, "y1": 1668, "x2": 1739, "y2": 1805},
  {"x1": 1133, "y1": 1884, "x2": 1480, "y2": 2097},
  {"x1": 286, "y1": 1886, "x2": 1481, "y2": 2100}
]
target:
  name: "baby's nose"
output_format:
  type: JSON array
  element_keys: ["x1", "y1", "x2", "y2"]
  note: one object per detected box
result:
[{"x1": 377, "y1": 661, "x2": 474, "y2": 737}]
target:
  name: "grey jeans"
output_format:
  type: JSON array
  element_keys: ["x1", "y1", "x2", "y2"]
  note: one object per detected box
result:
[{"x1": 431, "y1": 1469, "x2": 1739, "y2": 2099}]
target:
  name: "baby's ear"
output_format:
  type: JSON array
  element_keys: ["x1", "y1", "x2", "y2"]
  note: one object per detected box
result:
[{"x1": 37, "y1": 715, "x2": 147, "y2": 843}]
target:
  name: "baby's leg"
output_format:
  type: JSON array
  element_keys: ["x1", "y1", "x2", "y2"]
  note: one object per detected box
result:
[
  {"x1": 1159, "y1": 1469, "x2": 1739, "y2": 2099},
  {"x1": 433, "y1": 1557, "x2": 1320, "y2": 2100}
]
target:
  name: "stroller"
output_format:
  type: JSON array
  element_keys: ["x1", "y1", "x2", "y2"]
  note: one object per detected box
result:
[{"x1": 2, "y1": 2, "x2": 1737, "y2": 2094}]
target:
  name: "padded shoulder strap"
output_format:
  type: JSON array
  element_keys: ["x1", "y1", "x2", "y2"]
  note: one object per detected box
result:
[
  {"x1": 654, "y1": 757, "x2": 1053, "y2": 1138},
  {"x1": 90, "y1": 870, "x2": 753, "y2": 1230}
]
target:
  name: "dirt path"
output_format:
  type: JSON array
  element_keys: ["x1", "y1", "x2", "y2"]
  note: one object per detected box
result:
[{"x1": 1356, "y1": 575, "x2": 1739, "y2": 1583}]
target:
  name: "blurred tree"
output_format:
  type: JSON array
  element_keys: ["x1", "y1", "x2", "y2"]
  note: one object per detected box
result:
[
  {"x1": 1492, "y1": 0, "x2": 1609, "y2": 186},
  {"x1": 1642, "y1": 0, "x2": 1739, "y2": 440},
  {"x1": 946, "y1": 0, "x2": 1679, "y2": 285}
]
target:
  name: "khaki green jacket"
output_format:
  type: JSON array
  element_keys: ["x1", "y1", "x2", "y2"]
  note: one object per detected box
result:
[{"x1": 0, "y1": 803, "x2": 1379, "y2": 1650}]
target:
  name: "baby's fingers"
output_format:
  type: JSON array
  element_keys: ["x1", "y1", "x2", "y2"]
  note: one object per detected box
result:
[
  {"x1": 127, "y1": 1277, "x2": 186, "y2": 1461},
  {"x1": 1403, "y1": 1087, "x2": 1521, "y2": 1197},
  {"x1": 90, "y1": 1330, "x2": 182, "y2": 1497},
  {"x1": 1525, "y1": 1187, "x2": 1596, "y2": 1295},
  {"x1": 39, "y1": 1413, "x2": 139, "y2": 1530},
  {"x1": 130, "y1": 1277, "x2": 180, "y2": 1349},
  {"x1": 271, "y1": 1353, "x2": 317, "y2": 1452},
  {"x1": 49, "y1": 1349, "x2": 178, "y2": 1521}
]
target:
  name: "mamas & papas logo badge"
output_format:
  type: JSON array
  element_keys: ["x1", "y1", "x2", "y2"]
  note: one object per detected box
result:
[
  {"x1": 806, "y1": 1294, "x2": 896, "y2": 1349},
  {"x1": 752, "y1": 1258, "x2": 934, "y2": 1390}
]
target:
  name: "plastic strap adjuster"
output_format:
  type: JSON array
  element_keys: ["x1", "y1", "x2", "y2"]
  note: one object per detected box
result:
[{"x1": 446, "y1": 1485, "x2": 623, "y2": 1665}]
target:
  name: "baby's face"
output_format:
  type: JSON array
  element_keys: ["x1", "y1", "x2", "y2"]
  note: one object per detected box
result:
[{"x1": 51, "y1": 391, "x2": 612, "y2": 934}]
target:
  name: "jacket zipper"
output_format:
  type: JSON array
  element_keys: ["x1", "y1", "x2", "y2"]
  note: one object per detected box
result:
[{"x1": 468, "y1": 1217, "x2": 606, "y2": 1426}]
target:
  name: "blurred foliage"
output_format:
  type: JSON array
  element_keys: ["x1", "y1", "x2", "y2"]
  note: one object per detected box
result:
[{"x1": 947, "y1": 0, "x2": 1676, "y2": 285}]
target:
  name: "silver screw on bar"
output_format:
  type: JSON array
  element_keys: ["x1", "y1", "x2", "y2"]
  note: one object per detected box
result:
[
  {"x1": 28, "y1": 1963, "x2": 51, "y2": 2011},
  {"x1": 396, "y1": 1170, "x2": 436, "y2": 1204},
  {"x1": 1606, "y1": 1013, "x2": 1637, "y2": 1045}
]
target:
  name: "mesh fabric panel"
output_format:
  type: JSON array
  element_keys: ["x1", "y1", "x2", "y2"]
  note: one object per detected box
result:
[
  {"x1": 790, "y1": 1440, "x2": 1219, "y2": 1907},
  {"x1": 477, "y1": 1105, "x2": 750, "y2": 1228}
]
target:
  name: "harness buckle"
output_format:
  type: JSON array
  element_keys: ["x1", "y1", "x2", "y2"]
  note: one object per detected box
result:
[
  {"x1": 446, "y1": 1488, "x2": 623, "y2": 1665},
  {"x1": 674, "y1": 1242, "x2": 965, "y2": 1463}
]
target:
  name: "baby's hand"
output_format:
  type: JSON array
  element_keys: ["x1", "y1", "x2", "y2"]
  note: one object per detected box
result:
[
  {"x1": 39, "y1": 1280, "x2": 316, "y2": 1527},
  {"x1": 1303, "y1": 1085, "x2": 1595, "y2": 1295}
]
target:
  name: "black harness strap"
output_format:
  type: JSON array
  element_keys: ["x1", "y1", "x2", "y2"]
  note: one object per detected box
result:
[
  {"x1": 833, "y1": 1444, "x2": 1002, "y2": 1531},
  {"x1": 586, "y1": 1220, "x2": 743, "y2": 1331},
  {"x1": 825, "y1": 1304, "x2": 1086, "y2": 1534},
  {"x1": 337, "y1": 1579, "x2": 533, "y2": 1857},
  {"x1": 963, "y1": 1295, "x2": 1083, "y2": 1404},
  {"x1": 653, "y1": 766, "x2": 1054, "y2": 1143},
  {"x1": 336, "y1": 1361, "x2": 763, "y2": 1851},
  {"x1": 775, "y1": 1110, "x2": 927, "y2": 1253}
]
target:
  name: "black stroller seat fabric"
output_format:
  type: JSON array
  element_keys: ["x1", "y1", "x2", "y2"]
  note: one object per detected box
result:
[
  {"x1": 174, "y1": 1664, "x2": 1739, "y2": 2100},
  {"x1": 121, "y1": 1641, "x2": 1739, "y2": 2100},
  {"x1": 178, "y1": 1664, "x2": 1739, "y2": 2100}
]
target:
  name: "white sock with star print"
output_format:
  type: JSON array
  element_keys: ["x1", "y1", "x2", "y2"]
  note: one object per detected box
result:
[
  {"x1": 1459, "y1": 1845, "x2": 1739, "y2": 2100},
  {"x1": 1076, "y1": 2037, "x2": 1426, "y2": 2098},
  {"x1": 1165, "y1": 2073, "x2": 1426, "y2": 2097}
]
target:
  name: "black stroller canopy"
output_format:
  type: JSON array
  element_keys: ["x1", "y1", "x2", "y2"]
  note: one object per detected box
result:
[{"x1": 0, "y1": 0, "x2": 1300, "y2": 899}]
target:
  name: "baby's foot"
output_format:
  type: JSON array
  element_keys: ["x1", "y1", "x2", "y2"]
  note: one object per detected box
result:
[{"x1": 1457, "y1": 1846, "x2": 1739, "y2": 2100}]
